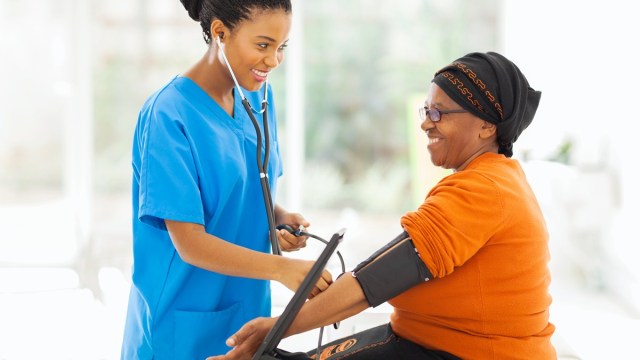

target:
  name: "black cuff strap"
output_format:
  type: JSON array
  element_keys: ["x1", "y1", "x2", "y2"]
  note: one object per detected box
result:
[{"x1": 352, "y1": 231, "x2": 433, "y2": 308}]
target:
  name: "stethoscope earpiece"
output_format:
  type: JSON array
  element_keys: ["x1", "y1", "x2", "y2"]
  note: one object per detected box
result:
[{"x1": 214, "y1": 32, "x2": 224, "y2": 46}]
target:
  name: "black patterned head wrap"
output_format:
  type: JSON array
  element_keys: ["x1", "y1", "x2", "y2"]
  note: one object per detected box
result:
[{"x1": 432, "y1": 52, "x2": 541, "y2": 158}]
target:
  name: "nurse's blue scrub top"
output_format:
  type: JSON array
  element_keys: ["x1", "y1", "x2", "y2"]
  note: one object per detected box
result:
[{"x1": 121, "y1": 76, "x2": 282, "y2": 359}]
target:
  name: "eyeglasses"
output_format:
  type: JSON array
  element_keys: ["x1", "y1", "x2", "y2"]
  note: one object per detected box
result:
[{"x1": 418, "y1": 107, "x2": 468, "y2": 122}]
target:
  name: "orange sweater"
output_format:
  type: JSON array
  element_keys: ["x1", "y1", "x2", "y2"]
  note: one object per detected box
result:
[{"x1": 393, "y1": 152, "x2": 555, "y2": 359}]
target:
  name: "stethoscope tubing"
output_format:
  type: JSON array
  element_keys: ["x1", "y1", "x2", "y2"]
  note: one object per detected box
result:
[
  {"x1": 217, "y1": 35, "x2": 280, "y2": 255},
  {"x1": 241, "y1": 98, "x2": 281, "y2": 256}
]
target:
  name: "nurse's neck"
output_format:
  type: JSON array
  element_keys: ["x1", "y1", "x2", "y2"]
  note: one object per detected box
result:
[{"x1": 183, "y1": 52, "x2": 236, "y2": 117}]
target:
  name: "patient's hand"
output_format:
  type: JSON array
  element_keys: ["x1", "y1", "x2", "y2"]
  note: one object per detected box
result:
[{"x1": 206, "y1": 317, "x2": 277, "y2": 360}]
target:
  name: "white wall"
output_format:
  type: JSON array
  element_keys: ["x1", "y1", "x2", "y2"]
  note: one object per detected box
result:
[{"x1": 501, "y1": 0, "x2": 640, "y2": 311}]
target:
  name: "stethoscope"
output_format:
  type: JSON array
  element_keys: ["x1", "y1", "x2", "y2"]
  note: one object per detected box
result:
[
  {"x1": 216, "y1": 35, "x2": 345, "y2": 354},
  {"x1": 216, "y1": 35, "x2": 281, "y2": 256},
  {"x1": 215, "y1": 34, "x2": 346, "y2": 263}
]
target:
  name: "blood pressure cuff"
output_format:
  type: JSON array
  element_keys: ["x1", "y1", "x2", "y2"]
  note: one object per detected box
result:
[{"x1": 352, "y1": 231, "x2": 433, "y2": 307}]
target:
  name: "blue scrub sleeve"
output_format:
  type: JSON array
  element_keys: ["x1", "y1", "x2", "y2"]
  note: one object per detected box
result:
[{"x1": 137, "y1": 106, "x2": 204, "y2": 230}]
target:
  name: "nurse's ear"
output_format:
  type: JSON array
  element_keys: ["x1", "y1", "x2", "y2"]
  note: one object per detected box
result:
[{"x1": 210, "y1": 20, "x2": 227, "y2": 44}]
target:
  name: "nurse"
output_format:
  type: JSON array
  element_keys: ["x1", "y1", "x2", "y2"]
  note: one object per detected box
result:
[{"x1": 120, "y1": 1, "x2": 331, "y2": 359}]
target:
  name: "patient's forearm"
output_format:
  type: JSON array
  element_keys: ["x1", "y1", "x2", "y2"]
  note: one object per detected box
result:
[{"x1": 285, "y1": 274, "x2": 369, "y2": 337}]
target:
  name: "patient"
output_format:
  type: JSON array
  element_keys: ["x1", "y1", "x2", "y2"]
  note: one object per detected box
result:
[{"x1": 209, "y1": 51, "x2": 556, "y2": 360}]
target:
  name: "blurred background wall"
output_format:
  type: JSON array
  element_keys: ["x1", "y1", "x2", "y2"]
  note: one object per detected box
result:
[{"x1": 0, "y1": 0, "x2": 638, "y2": 358}]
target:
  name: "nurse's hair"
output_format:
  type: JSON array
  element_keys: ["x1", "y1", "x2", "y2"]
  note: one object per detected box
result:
[{"x1": 179, "y1": 0, "x2": 292, "y2": 45}]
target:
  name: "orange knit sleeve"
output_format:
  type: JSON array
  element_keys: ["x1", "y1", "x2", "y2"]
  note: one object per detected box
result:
[{"x1": 400, "y1": 170, "x2": 505, "y2": 278}]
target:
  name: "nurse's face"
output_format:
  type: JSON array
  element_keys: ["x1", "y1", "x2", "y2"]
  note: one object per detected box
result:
[{"x1": 219, "y1": 9, "x2": 291, "y2": 91}]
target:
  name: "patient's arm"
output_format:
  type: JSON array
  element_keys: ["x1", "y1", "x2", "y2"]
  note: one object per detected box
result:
[
  {"x1": 207, "y1": 275, "x2": 368, "y2": 360},
  {"x1": 284, "y1": 232, "x2": 431, "y2": 334},
  {"x1": 208, "y1": 231, "x2": 432, "y2": 360},
  {"x1": 287, "y1": 272, "x2": 369, "y2": 336}
]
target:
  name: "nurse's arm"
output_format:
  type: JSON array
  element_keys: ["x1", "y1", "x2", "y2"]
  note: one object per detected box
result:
[{"x1": 164, "y1": 220, "x2": 332, "y2": 295}]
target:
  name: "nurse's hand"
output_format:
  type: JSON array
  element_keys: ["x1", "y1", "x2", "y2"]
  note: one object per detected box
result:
[
  {"x1": 276, "y1": 227, "x2": 308, "y2": 252},
  {"x1": 274, "y1": 211, "x2": 309, "y2": 252},
  {"x1": 281, "y1": 259, "x2": 333, "y2": 299},
  {"x1": 206, "y1": 317, "x2": 276, "y2": 360}
]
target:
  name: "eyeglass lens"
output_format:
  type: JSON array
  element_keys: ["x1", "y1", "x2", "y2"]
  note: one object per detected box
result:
[{"x1": 419, "y1": 107, "x2": 441, "y2": 122}]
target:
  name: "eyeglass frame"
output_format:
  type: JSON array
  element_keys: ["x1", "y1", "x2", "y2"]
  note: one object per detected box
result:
[{"x1": 418, "y1": 106, "x2": 468, "y2": 122}]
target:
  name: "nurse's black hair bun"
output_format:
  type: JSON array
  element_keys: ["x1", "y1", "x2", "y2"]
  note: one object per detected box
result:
[
  {"x1": 180, "y1": 0, "x2": 292, "y2": 45},
  {"x1": 180, "y1": 0, "x2": 204, "y2": 21}
]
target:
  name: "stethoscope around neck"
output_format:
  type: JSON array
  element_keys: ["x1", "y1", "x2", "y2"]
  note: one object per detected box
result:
[{"x1": 215, "y1": 36, "x2": 281, "y2": 255}]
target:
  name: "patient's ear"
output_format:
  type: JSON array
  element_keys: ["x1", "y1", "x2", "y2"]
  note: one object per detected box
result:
[{"x1": 479, "y1": 121, "x2": 497, "y2": 139}]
